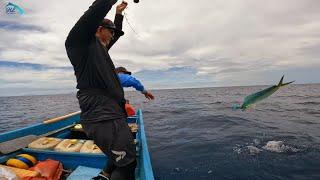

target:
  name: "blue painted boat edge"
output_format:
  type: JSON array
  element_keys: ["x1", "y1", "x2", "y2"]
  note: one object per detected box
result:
[
  {"x1": 22, "y1": 148, "x2": 107, "y2": 169},
  {"x1": 22, "y1": 148, "x2": 106, "y2": 157},
  {"x1": 137, "y1": 109, "x2": 155, "y2": 180},
  {"x1": 0, "y1": 115, "x2": 80, "y2": 142}
]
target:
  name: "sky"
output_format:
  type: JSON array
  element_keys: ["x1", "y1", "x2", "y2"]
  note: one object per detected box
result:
[{"x1": 0, "y1": 0, "x2": 319, "y2": 96}]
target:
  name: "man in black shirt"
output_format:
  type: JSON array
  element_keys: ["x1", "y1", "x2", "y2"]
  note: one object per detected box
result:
[{"x1": 65, "y1": 0, "x2": 136, "y2": 179}]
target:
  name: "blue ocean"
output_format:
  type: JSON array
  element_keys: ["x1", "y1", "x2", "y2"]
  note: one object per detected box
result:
[{"x1": 1, "y1": 84, "x2": 320, "y2": 179}]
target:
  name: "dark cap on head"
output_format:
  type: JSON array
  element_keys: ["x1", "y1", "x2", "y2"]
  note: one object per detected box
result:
[
  {"x1": 100, "y1": 19, "x2": 124, "y2": 36},
  {"x1": 115, "y1": 67, "x2": 131, "y2": 75}
]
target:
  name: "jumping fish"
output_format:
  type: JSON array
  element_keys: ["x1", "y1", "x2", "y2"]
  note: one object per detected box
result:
[{"x1": 233, "y1": 76, "x2": 294, "y2": 111}]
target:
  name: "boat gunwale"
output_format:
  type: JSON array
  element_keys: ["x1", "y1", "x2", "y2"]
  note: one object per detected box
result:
[
  {"x1": 0, "y1": 114, "x2": 78, "y2": 142},
  {"x1": 137, "y1": 109, "x2": 155, "y2": 180}
]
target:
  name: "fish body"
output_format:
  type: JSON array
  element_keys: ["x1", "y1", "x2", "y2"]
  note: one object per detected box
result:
[{"x1": 235, "y1": 76, "x2": 294, "y2": 110}]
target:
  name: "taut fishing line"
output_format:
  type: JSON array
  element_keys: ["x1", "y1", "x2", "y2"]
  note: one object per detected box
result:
[{"x1": 123, "y1": 11, "x2": 141, "y2": 38}]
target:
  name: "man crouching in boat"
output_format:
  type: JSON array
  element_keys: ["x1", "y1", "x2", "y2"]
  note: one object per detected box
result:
[{"x1": 65, "y1": 0, "x2": 136, "y2": 179}]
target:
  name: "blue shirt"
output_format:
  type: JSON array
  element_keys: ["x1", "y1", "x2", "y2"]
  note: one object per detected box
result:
[{"x1": 117, "y1": 73, "x2": 145, "y2": 92}]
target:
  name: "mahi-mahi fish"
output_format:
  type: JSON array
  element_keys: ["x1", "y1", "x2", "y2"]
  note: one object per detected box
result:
[{"x1": 233, "y1": 76, "x2": 294, "y2": 111}]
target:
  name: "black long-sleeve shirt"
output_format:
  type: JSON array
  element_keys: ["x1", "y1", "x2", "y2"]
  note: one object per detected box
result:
[{"x1": 65, "y1": 0, "x2": 126, "y2": 121}]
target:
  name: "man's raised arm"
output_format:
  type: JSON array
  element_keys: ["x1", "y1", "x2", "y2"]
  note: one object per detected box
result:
[
  {"x1": 107, "y1": 1, "x2": 127, "y2": 49},
  {"x1": 65, "y1": 0, "x2": 117, "y2": 47}
]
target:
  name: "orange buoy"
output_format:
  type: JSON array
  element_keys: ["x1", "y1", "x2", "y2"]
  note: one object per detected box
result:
[
  {"x1": 6, "y1": 154, "x2": 37, "y2": 169},
  {"x1": 125, "y1": 102, "x2": 136, "y2": 116}
]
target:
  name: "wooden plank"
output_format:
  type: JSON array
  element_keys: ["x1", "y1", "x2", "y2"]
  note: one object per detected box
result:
[{"x1": 43, "y1": 111, "x2": 80, "y2": 124}]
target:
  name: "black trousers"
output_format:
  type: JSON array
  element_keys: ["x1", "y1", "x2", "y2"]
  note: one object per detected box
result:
[
  {"x1": 81, "y1": 118, "x2": 136, "y2": 179},
  {"x1": 105, "y1": 159, "x2": 136, "y2": 180}
]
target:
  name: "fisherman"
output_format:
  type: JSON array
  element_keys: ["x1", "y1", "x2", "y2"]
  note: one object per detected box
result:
[
  {"x1": 65, "y1": 0, "x2": 136, "y2": 179},
  {"x1": 115, "y1": 67, "x2": 154, "y2": 100}
]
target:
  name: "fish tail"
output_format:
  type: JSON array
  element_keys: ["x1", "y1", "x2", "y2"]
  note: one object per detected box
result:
[
  {"x1": 277, "y1": 75, "x2": 294, "y2": 87},
  {"x1": 281, "y1": 81, "x2": 295, "y2": 86},
  {"x1": 277, "y1": 75, "x2": 284, "y2": 86}
]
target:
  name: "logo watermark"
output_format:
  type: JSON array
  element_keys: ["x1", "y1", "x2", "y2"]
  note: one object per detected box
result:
[{"x1": 5, "y1": 2, "x2": 24, "y2": 15}]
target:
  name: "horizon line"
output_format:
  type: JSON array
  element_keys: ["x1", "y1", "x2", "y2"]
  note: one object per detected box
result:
[{"x1": 0, "y1": 82, "x2": 319, "y2": 98}]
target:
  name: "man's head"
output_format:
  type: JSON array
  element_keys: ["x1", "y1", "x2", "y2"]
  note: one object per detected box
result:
[
  {"x1": 96, "y1": 19, "x2": 124, "y2": 46},
  {"x1": 115, "y1": 67, "x2": 132, "y2": 75}
]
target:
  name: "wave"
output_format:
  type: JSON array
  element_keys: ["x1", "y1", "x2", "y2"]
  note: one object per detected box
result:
[
  {"x1": 208, "y1": 101, "x2": 223, "y2": 105},
  {"x1": 292, "y1": 119, "x2": 319, "y2": 125},
  {"x1": 306, "y1": 111, "x2": 320, "y2": 116},
  {"x1": 295, "y1": 101, "x2": 320, "y2": 106},
  {"x1": 276, "y1": 95, "x2": 308, "y2": 98}
]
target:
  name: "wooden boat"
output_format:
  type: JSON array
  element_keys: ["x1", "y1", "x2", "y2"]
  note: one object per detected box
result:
[{"x1": 0, "y1": 109, "x2": 154, "y2": 180}]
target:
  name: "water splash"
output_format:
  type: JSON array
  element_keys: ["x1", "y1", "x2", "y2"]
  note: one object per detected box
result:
[
  {"x1": 234, "y1": 139, "x2": 304, "y2": 155},
  {"x1": 233, "y1": 145, "x2": 262, "y2": 155},
  {"x1": 262, "y1": 141, "x2": 300, "y2": 153}
]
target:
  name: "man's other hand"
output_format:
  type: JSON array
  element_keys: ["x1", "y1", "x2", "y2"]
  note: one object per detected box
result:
[{"x1": 144, "y1": 91, "x2": 155, "y2": 100}]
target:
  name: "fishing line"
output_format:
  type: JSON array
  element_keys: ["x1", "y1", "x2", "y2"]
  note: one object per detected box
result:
[{"x1": 123, "y1": 11, "x2": 141, "y2": 38}]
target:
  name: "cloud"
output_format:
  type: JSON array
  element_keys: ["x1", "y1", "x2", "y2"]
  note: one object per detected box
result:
[
  {"x1": 0, "y1": 20, "x2": 46, "y2": 32},
  {"x1": 0, "y1": 0, "x2": 320, "y2": 96},
  {"x1": 133, "y1": 66, "x2": 217, "y2": 89},
  {"x1": 0, "y1": 62, "x2": 75, "y2": 96},
  {"x1": 0, "y1": 61, "x2": 73, "y2": 70}
]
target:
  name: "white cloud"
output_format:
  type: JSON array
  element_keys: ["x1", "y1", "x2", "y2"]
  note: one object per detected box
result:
[{"x1": 1, "y1": 0, "x2": 320, "y2": 96}]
